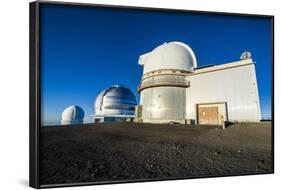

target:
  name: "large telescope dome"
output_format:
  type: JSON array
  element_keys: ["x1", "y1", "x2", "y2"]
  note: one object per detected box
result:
[
  {"x1": 94, "y1": 85, "x2": 137, "y2": 122},
  {"x1": 138, "y1": 41, "x2": 197, "y2": 74},
  {"x1": 61, "y1": 105, "x2": 85, "y2": 125}
]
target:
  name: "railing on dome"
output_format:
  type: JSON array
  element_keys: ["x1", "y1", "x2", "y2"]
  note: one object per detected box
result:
[{"x1": 137, "y1": 78, "x2": 190, "y2": 92}]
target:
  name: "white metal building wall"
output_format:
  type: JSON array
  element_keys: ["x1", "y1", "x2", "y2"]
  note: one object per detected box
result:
[
  {"x1": 140, "y1": 86, "x2": 186, "y2": 123},
  {"x1": 186, "y1": 63, "x2": 261, "y2": 122}
]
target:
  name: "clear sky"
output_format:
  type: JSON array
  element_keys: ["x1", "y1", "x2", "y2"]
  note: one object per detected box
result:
[{"x1": 40, "y1": 3, "x2": 273, "y2": 125}]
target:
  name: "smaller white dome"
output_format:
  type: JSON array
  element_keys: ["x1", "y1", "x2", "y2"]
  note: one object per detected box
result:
[
  {"x1": 138, "y1": 41, "x2": 197, "y2": 74},
  {"x1": 61, "y1": 105, "x2": 85, "y2": 125}
]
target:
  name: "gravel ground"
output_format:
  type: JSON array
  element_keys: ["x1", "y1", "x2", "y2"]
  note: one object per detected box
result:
[{"x1": 39, "y1": 122, "x2": 273, "y2": 185}]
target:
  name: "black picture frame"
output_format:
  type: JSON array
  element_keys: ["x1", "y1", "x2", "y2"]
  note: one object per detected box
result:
[{"x1": 29, "y1": 1, "x2": 274, "y2": 188}]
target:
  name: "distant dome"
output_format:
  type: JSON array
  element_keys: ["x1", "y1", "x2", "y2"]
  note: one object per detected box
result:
[
  {"x1": 138, "y1": 41, "x2": 197, "y2": 74},
  {"x1": 94, "y1": 85, "x2": 137, "y2": 117},
  {"x1": 61, "y1": 105, "x2": 85, "y2": 125}
]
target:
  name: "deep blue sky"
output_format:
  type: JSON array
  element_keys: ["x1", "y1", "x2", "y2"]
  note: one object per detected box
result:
[{"x1": 40, "y1": 4, "x2": 273, "y2": 125}]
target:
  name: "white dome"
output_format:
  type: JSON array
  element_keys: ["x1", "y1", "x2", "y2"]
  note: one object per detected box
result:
[
  {"x1": 61, "y1": 105, "x2": 85, "y2": 125},
  {"x1": 138, "y1": 41, "x2": 197, "y2": 74},
  {"x1": 94, "y1": 85, "x2": 137, "y2": 117}
]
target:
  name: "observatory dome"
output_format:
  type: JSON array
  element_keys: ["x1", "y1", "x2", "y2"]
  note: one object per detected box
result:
[
  {"x1": 138, "y1": 41, "x2": 197, "y2": 74},
  {"x1": 61, "y1": 105, "x2": 85, "y2": 125},
  {"x1": 94, "y1": 85, "x2": 137, "y2": 117}
]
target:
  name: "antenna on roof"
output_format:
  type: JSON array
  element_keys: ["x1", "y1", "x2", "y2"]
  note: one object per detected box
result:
[{"x1": 240, "y1": 51, "x2": 252, "y2": 60}]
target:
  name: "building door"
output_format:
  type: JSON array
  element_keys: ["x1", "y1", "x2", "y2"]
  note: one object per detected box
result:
[{"x1": 198, "y1": 106, "x2": 219, "y2": 125}]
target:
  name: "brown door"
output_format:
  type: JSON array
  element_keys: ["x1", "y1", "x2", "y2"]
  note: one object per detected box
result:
[{"x1": 198, "y1": 106, "x2": 219, "y2": 125}]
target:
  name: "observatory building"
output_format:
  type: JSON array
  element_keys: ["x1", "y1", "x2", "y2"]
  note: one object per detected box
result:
[
  {"x1": 94, "y1": 85, "x2": 137, "y2": 123},
  {"x1": 135, "y1": 41, "x2": 261, "y2": 125},
  {"x1": 61, "y1": 105, "x2": 85, "y2": 125}
]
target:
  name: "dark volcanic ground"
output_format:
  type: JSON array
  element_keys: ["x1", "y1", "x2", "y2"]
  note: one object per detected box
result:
[{"x1": 39, "y1": 122, "x2": 272, "y2": 185}]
